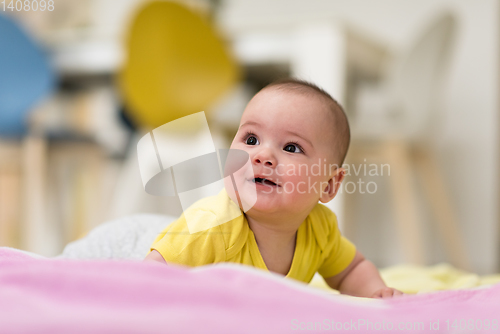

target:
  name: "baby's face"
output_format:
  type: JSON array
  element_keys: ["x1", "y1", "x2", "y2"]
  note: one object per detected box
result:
[{"x1": 227, "y1": 88, "x2": 337, "y2": 217}]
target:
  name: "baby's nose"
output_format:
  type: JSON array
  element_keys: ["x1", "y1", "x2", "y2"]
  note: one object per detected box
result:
[
  {"x1": 253, "y1": 149, "x2": 276, "y2": 166},
  {"x1": 254, "y1": 157, "x2": 273, "y2": 166}
]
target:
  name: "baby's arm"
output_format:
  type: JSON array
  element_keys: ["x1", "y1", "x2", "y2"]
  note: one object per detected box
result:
[
  {"x1": 323, "y1": 250, "x2": 403, "y2": 298},
  {"x1": 144, "y1": 250, "x2": 167, "y2": 264}
]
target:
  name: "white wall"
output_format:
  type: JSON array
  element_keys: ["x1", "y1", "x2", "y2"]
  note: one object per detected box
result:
[{"x1": 436, "y1": 0, "x2": 499, "y2": 274}]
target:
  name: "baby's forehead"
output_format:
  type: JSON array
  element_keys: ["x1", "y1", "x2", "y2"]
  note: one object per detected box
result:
[
  {"x1": 242, "y1": 88, "x2": 336, "y2": 142},
  {"x1": 243, "y1": 87, "x2": 331, "y2": 117}
]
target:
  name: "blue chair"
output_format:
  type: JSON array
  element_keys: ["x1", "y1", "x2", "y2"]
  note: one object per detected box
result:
[{"x1": 0, "y1": 14, "x2": 55, "y2": 137}]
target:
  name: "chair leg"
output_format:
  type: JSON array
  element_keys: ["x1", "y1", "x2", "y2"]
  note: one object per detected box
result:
[
  {"x1": 21, "y1": 134, "x2": 48, "y2": 254},
  {"x1": 0, "y1": 142, "x2": 22, "y2": 248},
  {"x1": 414, "y1": 147, "x2": 471, "y2": 271},
  {"x1": 383, "y1": 140, "x2": 426, "y2": 265}
]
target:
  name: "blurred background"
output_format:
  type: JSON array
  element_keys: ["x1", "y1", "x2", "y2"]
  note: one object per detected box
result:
[{"x1": 0, "y1": 0, "x2": 498, "y2": 275}]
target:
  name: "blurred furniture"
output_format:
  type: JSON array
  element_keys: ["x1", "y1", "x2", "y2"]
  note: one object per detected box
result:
[
  {"x1": 348, "y1": 14, "x2": 470, "y2": 269},
  {"x1": 0, "y1": 14, "x2": 55, "y2": 250},
  {"x1": 27, "y1": 83, "x2": 132, "y2": 254}
]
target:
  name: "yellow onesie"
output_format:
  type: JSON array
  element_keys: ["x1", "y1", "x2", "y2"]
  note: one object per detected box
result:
[{"x1": 150, "y1": 189, "x2": 356, "y2": 283}]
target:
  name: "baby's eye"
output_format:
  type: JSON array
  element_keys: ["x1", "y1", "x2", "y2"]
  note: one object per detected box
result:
[
  {"x1": 245, "y1": 136, "x2": 259, "y2": 145},
  {"x1": 283, "y1": 144, "x2": 303, "y2": 153}
]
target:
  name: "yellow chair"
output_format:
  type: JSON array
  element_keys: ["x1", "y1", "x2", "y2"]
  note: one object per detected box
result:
[{"x1": 119, "y1": 1, "x2": 239, "y2": 129}]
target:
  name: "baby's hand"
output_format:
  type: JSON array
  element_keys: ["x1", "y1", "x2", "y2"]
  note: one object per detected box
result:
[{"x1": 371, "y1": 287, "x2": 404, "y2": 299}]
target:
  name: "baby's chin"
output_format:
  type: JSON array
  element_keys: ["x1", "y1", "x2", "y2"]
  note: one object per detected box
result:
[{"x1": 242, "y1": 200, "x2": 300, "y2": 223}]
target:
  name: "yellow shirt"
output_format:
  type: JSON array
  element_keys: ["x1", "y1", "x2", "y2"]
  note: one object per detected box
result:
[{"x1": 150, "y1": 190, "x2": 356, "y2": 283}]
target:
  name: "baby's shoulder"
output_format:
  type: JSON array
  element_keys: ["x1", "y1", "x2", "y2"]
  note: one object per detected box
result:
[{"x1": 308, "y1": 203, "x2": 339, "y2": 229}]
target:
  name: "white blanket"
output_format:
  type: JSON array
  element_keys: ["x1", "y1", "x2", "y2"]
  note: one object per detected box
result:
[{"x1": 58, "y1": 214, "x2": 175, "y2": 260}]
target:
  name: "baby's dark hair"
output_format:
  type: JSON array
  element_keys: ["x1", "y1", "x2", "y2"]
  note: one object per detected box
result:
[{"x1": 261, "y1": 78, "x2": 350, "y2": 167}]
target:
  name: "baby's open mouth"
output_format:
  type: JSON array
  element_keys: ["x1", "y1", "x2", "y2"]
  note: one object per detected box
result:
[{"x1": 252, "y1": 177, "x2": 279, "y2": 187}]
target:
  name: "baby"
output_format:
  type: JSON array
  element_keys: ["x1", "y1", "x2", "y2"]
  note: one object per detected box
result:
[{"x1": 145, "y1": 78, "x2": 402, "y2": 298}]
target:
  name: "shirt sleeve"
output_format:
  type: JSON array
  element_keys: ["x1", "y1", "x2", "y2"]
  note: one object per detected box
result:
[
  {"x1": 150, "y1": 210, "x2": 225, "y2": 266},
  {"x1": 316, "y1": 209, "x2": 357, "y2": 278}
]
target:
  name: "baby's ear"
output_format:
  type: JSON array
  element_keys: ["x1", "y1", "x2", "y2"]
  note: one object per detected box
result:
[{"x1": 319, "y1": 168, "x2": 346, "y2": 203}]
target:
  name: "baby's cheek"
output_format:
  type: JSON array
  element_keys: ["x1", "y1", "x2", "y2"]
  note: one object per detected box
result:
[
  {"x1": 281, "y1": 174, "x2": 310, "y2": 194},
  {"x1": 294, "y1": 173, "x2": 327, "y2": 196},
  {"x1": 225, "y1": 161, "x2": 255, "y2": 204}
]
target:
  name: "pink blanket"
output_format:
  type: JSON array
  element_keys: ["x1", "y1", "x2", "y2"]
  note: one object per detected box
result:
[{"x1": 1, "y1": 247, "x2": 498, "y2": 333}]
